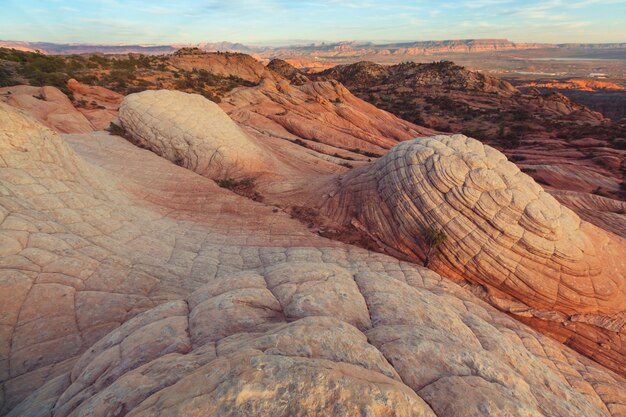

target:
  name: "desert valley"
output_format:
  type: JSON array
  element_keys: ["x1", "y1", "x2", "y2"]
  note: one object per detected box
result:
[{"x1": 0, "y1": 6, "x2": 625, "y2": 417}]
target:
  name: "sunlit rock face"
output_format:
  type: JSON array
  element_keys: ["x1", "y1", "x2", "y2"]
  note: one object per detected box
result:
[
  {"x1": 2, "y1": 102, "x2": 625, "y2": 417},
  {"x1": 322, "y1": 134, "x2": 626, "y2": 373},
  {"x1": 118, "y1": 89, "x2": 277, "y2": 179}
]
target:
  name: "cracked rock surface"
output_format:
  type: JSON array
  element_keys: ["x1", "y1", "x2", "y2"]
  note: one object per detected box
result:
[
  {"x1": 118, "y1": 89, "x2": 278, "y2": 180},
  {"x1": 1, "y1": 101, "x2": 625, "y2": 417},
  {"x1": 321, "y1": 134, "x2": 626, "y2": 374}
]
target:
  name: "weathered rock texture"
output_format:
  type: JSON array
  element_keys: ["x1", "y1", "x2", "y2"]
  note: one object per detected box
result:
[
  {"x1": 321, "y1": 134, "x2": 626, "y2": 373},
  {"x1": 118, "y1": 89, "x2": 278, "y2": 179},
  {"x1": 267, "y1": 58, "x2": 311, "y2": 85},
  {"x1": 2, "y1": 102, "x2": 626, "y2": 416},
  {"x1": 0, "y1": 82, "x2": 121, "y2": 133},
  {"x1": 66, "y1": 78, "x2": 123, "y2": 130},
  {"x1": 0, "y1": 85, "x2": 94, "y2": 133},
  {"x1": 221, "y1": 79, "x2": 434, "y2": 167},
  {"x1": 169, "y1": 48, "x2": 276, "y2": 83}
]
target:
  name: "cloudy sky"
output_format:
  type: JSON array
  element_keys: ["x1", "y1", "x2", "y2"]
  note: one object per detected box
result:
[{"x1": 1, "y1": 0, "x2": 624, "y2": 45}]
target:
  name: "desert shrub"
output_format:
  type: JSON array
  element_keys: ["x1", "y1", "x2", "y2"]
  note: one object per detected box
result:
[
  {"x1": 215, "y1": 177, "x2": 263, "y2": 202},
  {"x1": 434, "y1": 123, "x2": 452, "y2": 132},
  {"x1": 422, "y1": 225, "x2": 447, "y2": 267},
  {"x1": 0, "y1": 66, "x2": 16, "y2": 86},
  {"x1": 511, "y1": 109, "x2": 532, "y2": 122},
  {"x1": 592, "y1": 187, "x2": 610, "y2": 197},
  {"x1": 199, "y1": 89, "x2": 221, "y2": 103},
  {"x1": 107, "y1": 122, "x2": 128, "y2": 136}
]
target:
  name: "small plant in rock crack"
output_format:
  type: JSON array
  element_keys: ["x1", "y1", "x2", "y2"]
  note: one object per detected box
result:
[
  {"x1": 422, "y1": 225, "x2": 447, "y2": 267},
  {"x1": 107, "y1": 122, "x2": 128, "y2": 137},
  {"x1": 215, "y1": 177, "x2": 263, "y2": 202}
]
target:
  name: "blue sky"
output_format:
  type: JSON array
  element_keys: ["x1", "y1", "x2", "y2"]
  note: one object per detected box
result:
[{"x1": 1, "y1": 0, "x2": 624, "y2": 45}]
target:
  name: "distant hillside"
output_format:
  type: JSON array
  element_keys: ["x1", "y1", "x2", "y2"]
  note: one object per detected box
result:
[{"x1": 0, "y1": 47, "x2": 262, "y2": 102}]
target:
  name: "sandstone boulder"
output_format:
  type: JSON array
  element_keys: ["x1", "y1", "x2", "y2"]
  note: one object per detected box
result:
[{"x1": 118, "y1": 89, "x2": 277, "y2": 179}]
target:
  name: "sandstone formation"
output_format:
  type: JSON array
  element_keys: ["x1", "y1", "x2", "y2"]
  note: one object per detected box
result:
[
  {"x1": 2, "y1": 101, "x2": 626, "y2": 416},
  {"x1": 66, "y1": 78, "x2": 123, "y2": 130},
  {"x1": 169, "y1": 48, "x2": 276, "y2": 83},
  {"x1": 519, "y1": 79, "x2": 626, "y2": 92},
  {"x1": 550, "y1": 190, "x2": 626, "y2": 238},
  {"x1": 267, "y1": 58, "x2": 311, "y2": 85},
  {"x1": 0, "y1": 82, "x2": 121, "y2": 133},
  {"x1": 317, "y1": 60, "x2": 519, "y2": 95},
  {"x1": 118, "y1": 89, "x2": 278, "y2": 179},
  {"x1": 310, "y1": 59, "x2": 625, "y2": 206},
  {"x1": 320, "y1": 134, "x2": 626, "y2": 373},
  {"x1": 222, "y1": 79, "x2": 434, "y2": 158},
  {"x1": 0, "y1": 85, "x2": 94, "y2": 133}
]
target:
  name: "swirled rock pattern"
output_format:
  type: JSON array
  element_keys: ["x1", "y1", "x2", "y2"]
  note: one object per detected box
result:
[
  {"x1": 2, "y1": 103, "x2": 626, "y2": 416},
  {"x1": 321, "y1": 134, "x2": 626, "y2": 373},
  {"x1": 118, "y1": 89, "x2": 277, "y2": 179}
]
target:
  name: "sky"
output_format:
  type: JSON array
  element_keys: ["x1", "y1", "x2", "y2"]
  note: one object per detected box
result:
[{"x1": 1, "y1": 0, "x2": 624, "y2": 45}]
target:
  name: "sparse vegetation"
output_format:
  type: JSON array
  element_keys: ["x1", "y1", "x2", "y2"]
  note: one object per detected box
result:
[
  {"x1": 107, "y1": 122, "x2": 129, "y2": 137},
  {"x1": 422, "y1": 225, "x2": 447, "y2": 267},
  {"x1": 349, "y1": 148, "x2": 382, "y2": 158},
  {"x1": 0, "y1": 47, "x2": 257, "y2": 101},
  {"x1": 215, "y1": 177, "x2": 263, "y2": 202}
]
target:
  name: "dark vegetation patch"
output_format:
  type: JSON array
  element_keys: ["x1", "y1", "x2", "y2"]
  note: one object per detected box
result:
[
  {"x1": 215, "y1": 177, "x2": 263, "y2": 202},
  {"x1": 0, "y1": 47, "x2": 256, "y2": 103}
]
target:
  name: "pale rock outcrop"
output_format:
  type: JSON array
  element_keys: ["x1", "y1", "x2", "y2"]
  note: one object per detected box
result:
[
  {"x1": 321, "y1": 134, "x2": 626, "y2": 372},
  {"x1": 118, "y1": 89, "x2": 277, "y2": 179},
  {"x1": 2, "y1": 99, "x2": 626, "y2": 417}
]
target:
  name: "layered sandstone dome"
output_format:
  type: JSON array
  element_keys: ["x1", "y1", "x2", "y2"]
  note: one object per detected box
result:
[
  {"x1": 118, "y1": 89, "x2": 277, "y2": 179},
  {"x1": 321, "y1": 134, "x2": 626, "y2": 372},
  {"x1": 324, "y1": 134, "x2": 625, "y2": 314},
  {"x1": 2, "y1": 102, "x2": 626, "y2": 417}
]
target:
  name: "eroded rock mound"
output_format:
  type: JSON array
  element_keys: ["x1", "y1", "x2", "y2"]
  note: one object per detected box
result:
[
  {"x1": 322, "y1": 134, "x2": 626, "y2": 372},
  {"x1": 0, "y1": 85, "x2": 94, "y2": 133},
  {"x1": 169, "y1": 48, "x2": 276, "y2": 83},
  {"x1": 66, "y1": 78, "x2": 123, "y2": 130},
  {"x1": 118, "y1": 89, "x2": 277, "y2": 179},
  {"x1": 222, "y1": 79, "x2": 433, "y2": 158},
  {"x1": 267, "y1": 58, "x2": 311, "y2": 85}
]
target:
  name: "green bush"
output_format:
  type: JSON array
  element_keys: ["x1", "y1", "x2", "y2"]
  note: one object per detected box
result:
[{"x1": 422, "y1": 225, "x2": 447, "y2": 267}]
